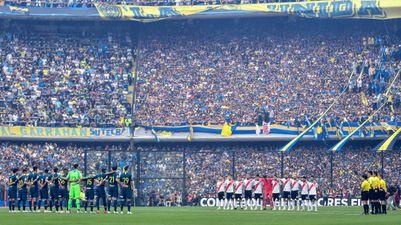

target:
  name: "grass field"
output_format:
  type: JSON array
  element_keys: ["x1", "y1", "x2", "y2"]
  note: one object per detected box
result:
[{"x1": 1, "y1": 207, "x2": 400, "y2": 225}]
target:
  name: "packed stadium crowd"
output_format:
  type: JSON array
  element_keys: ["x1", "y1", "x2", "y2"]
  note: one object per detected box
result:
[
  {"x1": 3, "y1": 0, "x2": 336, "y2": 8},
  {"x1": 0, "y1": 31, "x2": 134, "y2": 128},
  {"x1": 0, "y1": 21, "x2": 400, "y2": 127},
  {"x1": 136, "y1": 23, "x2": 401, "y2": 126},
  {"x1": 2, "y1": 142, "x2": 401, "y2": 206}
]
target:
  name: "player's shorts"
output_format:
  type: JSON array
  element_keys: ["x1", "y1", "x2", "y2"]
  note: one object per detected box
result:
[
  {"x1": 379, "y1": 191, "x2": 386, "y2": 201},
  {"x1": 218, "y1": 192, "x2": 224, "y2": 200},
  {"x1": 59, "y1": 188, "x2": 69, "y2": 199},
  {"x1": 309, "y1": 195, "x2": 316, "y2": 201},
  {"x1": 69, "y1": 185, "x2": 81, "y2": 199},
  {"x1": 283, "y1": 191, "x2": 290, "y2": 199},
  {"x1": 120, "y1": 188, "x2": 133, "y2": 200},
  {"x1": 226, "y1": 193, "x2": 234, "y2": 199},
  {"x1": 108, "y1": 186, "x2": 119, "y2": 198},
  {"x1": 85, "y1": 189, "x2": 95, "y2": 200},
  {"x1": 301, "y1": 194, "x2": 308, "y2": 200},
  {"x1": 254, "y1": 194, "x2": 262, "y2": 200},
  {"x1": 40, "y1": 188, "x2": 49, "y2": 199},
  {"x1": 291, "y1": 191, "x2": 299, "y2": 200},
  {"x1": 361, "y1": 191, "x2": 369, "y2": 201},
  {"x1": 244, "y1": 190, "x2": 252, "y2": 199},
  {"x1": 368, "y1": 189, "x2": 374, "y2": 200},
  {"x1": 50, "y1": 187, "x2": 59, "y2": 199},
  {"x1": 8, "y1": 187, "x2": 17, "y2": 199},
  {"x1": 370, "y1": 189, "x2": 379, "y2": 200},
  {"x1": 96, "y1": 188, "x2": 106, "y2": 199},
  {"x1": 29, "y1": 186, "x2": 39, "y2": 198},
  {"x1": 234, "y1": 194, "x2": 242, "y2": 200},
  {"x1": 273, "y1": 193, "x2": 280, "y2": 201},
  {"x1": 18, "y1": 189, "x2": 28, "y2": 201}
]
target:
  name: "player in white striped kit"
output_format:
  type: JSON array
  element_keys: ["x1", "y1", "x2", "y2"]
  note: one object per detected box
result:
[
  {"x1": 272, "y1": 175, "x2": 281, "y2": 210},
  {"x1": 299, "y1": 176, "x2": 309, "y2": 211},
  {"x1": 280, "y1": 176, "x2": 293, "y2": 210},
  {"x1": 224, "y1": 176, "x2": 235, "y2": 210},
  {"x1": 308, "y1": 176, "x2": 318, "y2": 212},
  {"x1": 243, "y1": 175, "x2": 254, "y2": 210},
  {"x1": 216, "y1": 176, "x2": 226, "y2": 210},
  {"x1": 290, "y1": 175, "x2": 301, "y2": 211},
  {"x1": 253, "y1": 175, "x2": 264, "y2": 211},
  {"x1": 233, "y1": 176, "x2": 244, "y2": 209}
]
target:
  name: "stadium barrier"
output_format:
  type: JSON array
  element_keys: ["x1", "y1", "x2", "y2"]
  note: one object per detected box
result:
[
  {"x1": 199, "y1": 198, "x2": 362, "y2": 207},
  {"x1": 0, "y1": 122, "x2": 399, "y2": 141}
]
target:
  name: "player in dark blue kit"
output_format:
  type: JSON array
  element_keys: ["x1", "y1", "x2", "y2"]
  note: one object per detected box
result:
[
  {"x1": 59, "y1": 168, "x2": 69, "y2": 212},
  {"x1": 7, "y1": 168, "x2": 19, "y2": 212},
  {"x1": 107, "y1": 165, "x2": 119, "y2": 214},
  {"x1": 17, "y1": 169, "x2": 29, "y2": 212},
  {"x1": 82, "y1": 174, "x2": 96, "y2": 213},
  {"x1": 38, "y1": 169, "x2": 50, "y2": 212},
  {"x1": 119, "y1": 165, "x2": 134, "y2": 214},
  {"x1": 49, "y1": 167, "x2": 60, "y2": 212},
  {"x1": 28, "y1": 166, "x2": 39, "y2": 212},
  {"x1": 95, "y1": 168, "x2": 108, "y2": 214}
]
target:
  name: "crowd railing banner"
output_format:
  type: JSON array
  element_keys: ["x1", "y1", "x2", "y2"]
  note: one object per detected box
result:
[
  {"x1": 0, "y1": 122, "x2": 398, "y2": 139},
  {"x1": 95, "y1": 0, "x2": 401, "y2": 22},
  {"x1": 0, "y1": 126, "x2": 130, "y2": 138}
]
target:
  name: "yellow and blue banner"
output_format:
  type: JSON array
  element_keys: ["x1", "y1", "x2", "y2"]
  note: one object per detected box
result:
[
  {"x1": 96, "y1": 0, "x2": 401, "y2": 22},
  {"x1": 0, "y1": 126, "x2": 129, "y2": 138},
  {"x1": 373, "y1": 127, "x2": 401, "y2": 152}
]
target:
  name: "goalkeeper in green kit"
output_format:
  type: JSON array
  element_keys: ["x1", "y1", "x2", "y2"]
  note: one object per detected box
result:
[{"x1": 66, "y1": 164, "x2": 82, "y2": 213}]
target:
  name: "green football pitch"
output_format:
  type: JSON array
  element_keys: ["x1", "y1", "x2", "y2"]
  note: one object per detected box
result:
[{"x1": 1, "y1": 207, "x2": 400, "y2": 225}]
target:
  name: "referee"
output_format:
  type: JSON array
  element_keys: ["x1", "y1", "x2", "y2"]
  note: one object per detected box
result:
[{"x1": 361, "y1": 174, "x2": 370, "y2": 215}]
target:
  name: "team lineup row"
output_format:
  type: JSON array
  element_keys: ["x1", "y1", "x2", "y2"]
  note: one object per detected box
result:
[
  {"x1": 6, "y1": 164, "x2": 136, "y2": 214},
  {"x1": 215, "y1": 174, "x2": 318, "y2": 211}
]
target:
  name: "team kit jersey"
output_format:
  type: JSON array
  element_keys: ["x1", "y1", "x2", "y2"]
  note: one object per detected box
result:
[
  {"x1": 299, "y1": 180, "x2": 309, "y2": 200},
  {"x1": 225, "y1": 180, "x2": 235, "y2": 199},
  {"x1": 253, "y1": 180, "x2": 264, "y2": 199},
  {"x1": 234, "y1": 180, "x2": 243, "y2": 199},
  {"x1": 243, "y1": 179, "x2": 253, "y2": 199},
  {"x1": 120, "y1": 172, "x2": 133, "y2": 199},
  {"x1": 272, "y1": 179, "x2": 281, "y2": 200},
  {"x1": 107, "y1": 172, "x2": 119, "y2": 198},
  {"x1": 281, "y1": 178, "x2": 292, "y2": 199},
  {"x1": 308, "y1": 181, "x2": 318, "y2": 200},
  {"x1": 216, "y1": 181, "x2": 226, "y2": 200}
]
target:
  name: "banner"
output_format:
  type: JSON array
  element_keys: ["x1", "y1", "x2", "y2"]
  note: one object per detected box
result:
[
  {"x1": 0, "y1": 126, "x2": 130, "y2": 138},
  {"x1": 373, "y1": 127, "x2": 401, "y2": 152},
  {"x1": 95, "y1": 0, "x2": 401, "y2": 22},
  {"x1": 199, "y1": 198, "x2": 362, "y2": 207}
]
